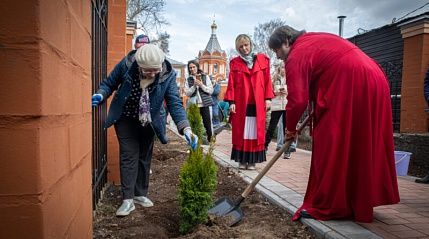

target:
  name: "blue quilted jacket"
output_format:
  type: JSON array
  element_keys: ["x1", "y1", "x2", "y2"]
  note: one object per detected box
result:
[{"x1": 95, "y1": 50, "x2": 190, "y2": 143}]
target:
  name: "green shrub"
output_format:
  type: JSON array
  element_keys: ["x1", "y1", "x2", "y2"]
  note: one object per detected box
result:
[
  {"x1": 178, "y1": 104, "x2": 218, "y2": 234},
  {"x1": 186, "y1": 104, "x2": 205, "y2": 142}
]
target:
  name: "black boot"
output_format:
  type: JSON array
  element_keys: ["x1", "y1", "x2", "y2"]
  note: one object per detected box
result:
[
  {"x1": 299, "y1": 209, "x2": 314, "y2": 219},
  {"x1": 415, "y1": 174, "x2": 429, "y2": 184}
]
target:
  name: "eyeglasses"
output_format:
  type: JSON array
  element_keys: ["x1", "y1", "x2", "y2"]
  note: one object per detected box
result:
[{"x1": 139, "y1": 68, "x2": 161, "y2": 75}]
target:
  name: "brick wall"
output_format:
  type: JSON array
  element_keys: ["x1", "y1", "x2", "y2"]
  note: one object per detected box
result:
[
  {"x1": 400, "y1": 21, "x2": 429, "y2": 133},
  {"x1": 0, "y1": 0, "x2": 92, "y2": 238}
]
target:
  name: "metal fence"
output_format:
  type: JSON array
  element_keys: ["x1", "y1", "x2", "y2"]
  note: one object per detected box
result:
[
  {"x1": 379, "y1": 60, "x2": 403, "y2": 132},
  {"x1": 298, "y1": 60, "x2": 403, "y2": 133},
  {"x1": 91, "y1": 0, "x2": 108, "y2": 212},
  {"x1": 347, "y1": 24, "x2": 404, "y2": 133}
]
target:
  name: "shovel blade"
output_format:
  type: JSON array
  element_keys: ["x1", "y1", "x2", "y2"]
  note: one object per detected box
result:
[
  {"x1": 208, "y1": 197, "x2": 244, "y2": 226},
  {"x1": 209, "y1": 197, "x2": 235, "y2": 215}
]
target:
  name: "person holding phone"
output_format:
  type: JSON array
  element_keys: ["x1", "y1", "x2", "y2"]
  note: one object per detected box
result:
[
  {"x1": 184, "y1": 60, "x2": 214, "y2": 144},
  {"x1": 264, "y1": 61, "x2": 291, "y2": 158}
]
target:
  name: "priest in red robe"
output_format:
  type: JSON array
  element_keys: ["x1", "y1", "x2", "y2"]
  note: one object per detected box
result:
[{"x1": 268, "y1": 25, "x2": 400, "y2": 223}]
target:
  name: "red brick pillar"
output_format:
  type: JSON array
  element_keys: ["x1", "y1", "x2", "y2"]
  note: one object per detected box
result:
[
  {"x1": 127, "y1": 20, "x2": 138, "y2": 51},
  {"x1": 0, "y1": 0, "x2": 93, "y2": 238},
  {"x1": 399, "y1": 18, "x2": 429, "y2": 133}
]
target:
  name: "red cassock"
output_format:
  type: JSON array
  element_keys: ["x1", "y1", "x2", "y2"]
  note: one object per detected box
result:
[{"x1": 285, "y1": 33, "x2": 400, "y2": 223}]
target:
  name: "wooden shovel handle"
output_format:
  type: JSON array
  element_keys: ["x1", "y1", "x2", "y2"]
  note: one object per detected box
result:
[{"x1": 241, "y1": 113, "x2": 312, "y2": 198}]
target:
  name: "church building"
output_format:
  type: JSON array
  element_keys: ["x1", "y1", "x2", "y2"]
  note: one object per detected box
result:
[{"x1": 198, "y1": 21, "x2": 227, "y2": 83}]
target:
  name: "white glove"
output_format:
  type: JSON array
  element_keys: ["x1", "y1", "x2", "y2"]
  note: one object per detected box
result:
[{"x1": 184, "y1": 127, "x2": 198, "y2": 150}]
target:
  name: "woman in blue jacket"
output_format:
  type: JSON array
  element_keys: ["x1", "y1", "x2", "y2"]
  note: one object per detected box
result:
[
  {"x1": 92, "y1": 44, "x2": 197, "y2": 216},
  {"x1": 415, "y1": 65, "x2": 429, "y2": 183}
]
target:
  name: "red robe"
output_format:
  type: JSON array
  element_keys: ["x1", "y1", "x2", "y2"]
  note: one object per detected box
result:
[
  {"x1": 286, "y1": 33, "x2": 400, "y2": 223},
  {"x1": 225, "y1": 54, "x2": 274, "y2": 147}
]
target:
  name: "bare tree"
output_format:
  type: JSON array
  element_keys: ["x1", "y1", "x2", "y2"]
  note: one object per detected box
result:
[
  {"x1": 225, "y1": 47, "x2": 238, "y2": 78},
  {"x1": 127, "y1": 0, "x2": 170, "y2": 53},
  {"x1": 252, "y1": 18, "x2": 286, "y2": 67},
  {"x1": 127, "y1": 0, "x2": 169, "y2": 32},
  {"x1": 226, "y1": 47, "x2": 238, "y2": 65},
  {"x1": 155, "y1": 31, "x2": 170, "y2": 54}
]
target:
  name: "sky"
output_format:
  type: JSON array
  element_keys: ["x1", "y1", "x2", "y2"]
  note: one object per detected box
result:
[{"x1": 141, "y1": 0, "x2": 429, "y2": 64}]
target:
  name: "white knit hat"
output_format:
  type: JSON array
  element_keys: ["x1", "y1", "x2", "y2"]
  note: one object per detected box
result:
[{"x1": 135, "y1": 44, "x2": 165, "y2": 69}]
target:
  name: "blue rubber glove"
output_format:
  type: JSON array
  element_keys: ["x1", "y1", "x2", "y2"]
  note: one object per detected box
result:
[
  {"x1": 92, "y1": 94, "x2": 103, "y2": 107},
  {"x1": 184, "y1": 128, "x2": 198, "y2": 150}
]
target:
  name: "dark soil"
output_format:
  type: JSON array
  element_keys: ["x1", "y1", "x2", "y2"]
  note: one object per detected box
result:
[{"x1": 93, "y1": 129, "x2": 318, "y2": 239}]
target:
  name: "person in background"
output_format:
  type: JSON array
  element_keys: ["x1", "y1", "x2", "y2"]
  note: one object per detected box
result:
[
  {"x1": 276, "y1": 115, "x2": 298, "y2": 153},
  {"x1": 265, "y1": 106, "x2": 271, "y2": 132},
  {"x1": 264, "y1": 61, "x2": 291, "y2": 159},
  {"x1": 273, "y1": 63, "x2": 297, "y2": 154},
  {"x1": 224, "y1": 34, "x2": 274, "y2": 170},
  {"x1": 415, "y1": 65, "x2": 429, "y2": 183},
  {"x1": 184, "y1": 60, "x2": 214, "y2": 144},
  {"x1": 275, "y1": 116, "x2": 284, "y2": 151},
  {"x1": 218, "y1": 99, "x2": 230, "y2": 122},
  {"x1": 91, "y1": 44, "x2": 198, "y2": 217},
  {"x1": 425, "y1": 65, "x2": 429, "y2": 107},
  {"x1": 134, "y1": 34, "x2": 150, "y2": 49},
  {"x1": 269, "y1": 25, "x2": 399, "y2": 222},
  {"x1": 211, "y1": 75, "x2": 221, "y2": 127}
]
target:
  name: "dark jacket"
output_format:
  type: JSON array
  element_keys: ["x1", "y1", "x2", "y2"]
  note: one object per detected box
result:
[
  {"x1": 211, "y1": 83, "x2": 220, "y2": 105},
  {"x1": 95, "y1": 50, "x2": 190, "y2": 143},
  {"x1": 425, "y1": 65, "x2": 429, "y2": 106},
  {"x1": 186, "y1": 74, "x2": 214, "y2": 107}
]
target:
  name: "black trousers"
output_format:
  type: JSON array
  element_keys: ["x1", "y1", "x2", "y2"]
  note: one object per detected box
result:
[
  {"x1": 114, "y1": 116, "x2": 154, "y2": 199},
  {"x1": 265, "y1": 110, "x2": 286, "y2": 149},
  {"x1": 199, "y1": 106, "x2": 213, "y2": 141}
]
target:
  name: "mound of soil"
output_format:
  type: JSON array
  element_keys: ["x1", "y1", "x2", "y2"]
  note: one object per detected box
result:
[{"x1": 93, "y1": 129, "x2": 317, "y2": 239}]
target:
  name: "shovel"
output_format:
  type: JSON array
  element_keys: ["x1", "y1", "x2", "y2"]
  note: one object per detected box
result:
[{"x1": 208, "y1": 114, "x2": 312, "y2": 226}]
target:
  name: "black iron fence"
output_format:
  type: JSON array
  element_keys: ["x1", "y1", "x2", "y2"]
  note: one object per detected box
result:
[
  {"x1": 91, "y1": 0, "x2": 108, "y2": 212},
  {"x1": 379, "y1": 60, "x2": 403, "y2": 132},
  {"x1": 298, "y1": 60, "x2": 402, "y2": 132},
  {"x1": 390, "y1": 81, "x2": 401, "y2": 132}
]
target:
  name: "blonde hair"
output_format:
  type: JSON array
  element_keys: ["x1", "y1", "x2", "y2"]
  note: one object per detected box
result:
[
  {"x1": 272, "y1": 61, "x2": 285, "y2": 83},
  {"x1": 276, "y1": 65, "x2": 282, "y2": 75},
  {"x1": 235, "y1": 34, "x2": 252, "y2": 53}
]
